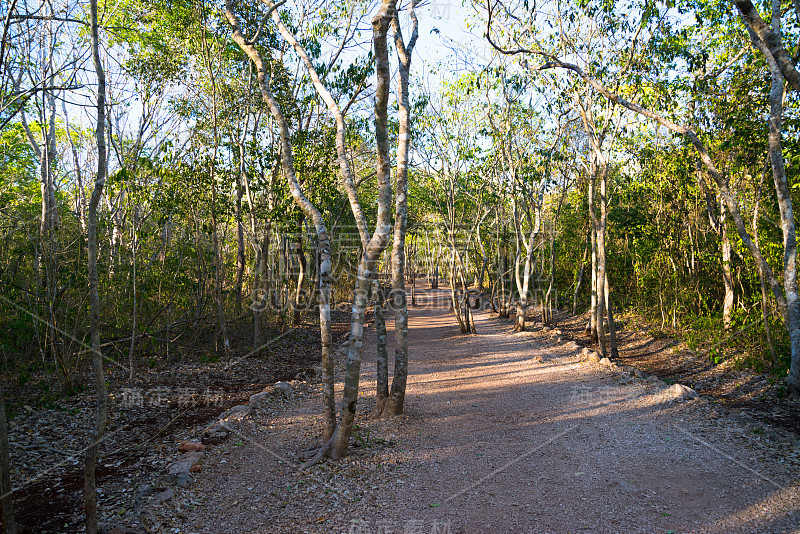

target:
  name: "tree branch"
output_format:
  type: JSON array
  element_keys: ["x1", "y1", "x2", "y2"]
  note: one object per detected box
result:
[{"x1": 732, "y1": 0, "x2": 800, "y2": 91}]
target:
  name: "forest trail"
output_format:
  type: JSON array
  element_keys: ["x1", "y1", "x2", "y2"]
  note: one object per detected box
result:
[{"x1": 175, "y1": 288, "x2": 800, "y2": 534}]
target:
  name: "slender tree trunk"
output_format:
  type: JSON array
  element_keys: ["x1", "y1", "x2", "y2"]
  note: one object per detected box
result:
[
  {"x1": 587, "y1": 166, "x2": 598, "y2": 340},
  {"x1": 604, "y1": 271, "x2": 618, "y2": 359},
  {"x1": 543, "y1": 218, "x2": 557, "y2": 324},
  {"x1": 108, "y1": 191, "x2": 125, "y2": 276},
  {"x1": 292, "y1": 216, "x2": 306, "y2": 326},
  {"x1": 253, "y1": 226, "x2": 270, "y2": 354},
  {"x1": 235, "y1": 175, "x2": 246, "y2": 316},
  {"x1": 513, "y1": 210, "x2": 539, "y2": 332},
  {"x1": 515, "y1": 276, "x2": 526, "y2": 330},
  {"x1": 209, "y1": 78, "x2": 230, "y2": 357},
  {"x1": 373, "y1": 278, "x2": 389, "y2": 415},
  {"x1": 573, "y1": 241, "x2": 587, "y2": 316},
  {"x1": 0, "y1": 384, "x2": 16, "y2": 534},
  {"x1": 499, "y1": 223, "x2": 510, "y2": 318},
  {"x1": 62, "y1": 100, "x2": 86, "y2": 231},
  {"x1": 575, "y1": 92, "x2": 614, "y2": 357},
  {"x1": 742, "y1": 11, "x2": 800, "y2": 385},
  {"x1": 721, "y1": 204, "x2": 734, "y2": 329},
  {"x1": 252, "y1": 163, "x2": 277, "y2": 353},
  {"x1": 763, "y1": 35, "x2": 800, "y2": 391},
  {"x1": 594, "y1": 160, "x2": 608, "y2": 357},
  {"x1": 498, "y1": 242, "x2": 506, "y2": 317},
  {"x1": 383, "y1": 3, "x2": 418, "y2": 416},
  {"x1": 226, "y1": 2, "x2": 336, "y2": 438},
  {"x1": 267, "y1": 0, "x2": 399, "y2": 427},
  {"x1": 587, "y1": 225, "x2": 597, "y2": 337},
  {"x1": 453, "y1": 248, "x2": 476, "y2": 333},
  {"x1": 411, "y1": 262, "x2": 417, "y2": 306},
  {"x1": 450, "y1": 250, "x2": 466, "y2": 331},
  {"x1": 85, "y1": 0, "x2": 109, "y2": 529},
  {"x1": 754, "y1": 165, "x2": 779, "y2": 365},
  {"x1": 192, "y1": 212, "x2": 207, "y2": 327},
  {"x1": 211, "y1": 181, "x2": 229, "y2": 354},
  {"x1": 331, "y1": 40, "x2": 398, "y2": 454},
  {"x1": 128, "y1": 211, "x2": 137, "y2": 379},
  {"x1": 476, "y1": 224, "x2": 488, "y2": 303},
  {"x1": 23, "y1": 89, "x2": 62, "y2": 388}
]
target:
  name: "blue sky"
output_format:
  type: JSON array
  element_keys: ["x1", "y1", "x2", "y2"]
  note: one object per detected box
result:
[{"x1": 410, "y1": 0, "x2": 492, "y2": 81}]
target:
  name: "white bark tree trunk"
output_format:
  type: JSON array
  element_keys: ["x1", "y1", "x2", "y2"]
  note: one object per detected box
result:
[
  {"x1": 760, "y1": 24, "x2": 800, "y2": 391},
  {"x1": 329, "y1": 1, "x2": 397, "y2": 457},
  {"x1": 383, "y1": 2, "x2": 419, "y2": 417},
  {"x1": 721, "y1": 204, "x2": 734, "y2": 329},
  {"x1": 225, "y1": 2, "x2": 336, "y2": 437}
]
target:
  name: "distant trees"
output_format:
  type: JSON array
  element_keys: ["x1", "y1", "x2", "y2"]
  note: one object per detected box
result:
[{"x1": 479, "y1": 0, "x2": 800, "y2": 392}]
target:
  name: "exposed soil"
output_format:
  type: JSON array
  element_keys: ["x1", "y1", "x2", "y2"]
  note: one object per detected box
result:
[
  {"x1": 119, "y1": 288, "x2": 800, "y2": 534},
  {"x1": 546, "y1": 309, "x2": 800, "y2": 436},
  {"x1": 4, "y1": 311, "x2": 351, "y2": 533}
]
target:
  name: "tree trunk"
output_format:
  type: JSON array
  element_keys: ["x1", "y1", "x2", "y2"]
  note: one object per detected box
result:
[
  {"x1": 128, "y1": 211, "x2": 137, "y2": 379},
  {"x1": 721, "y1": 203, "x2": 734, "y2": 330},
  {"x1": 22, "y1": 90, "x2": 62, "y2": 389},
  {"x1": 431, "y1": 249, "x2": 439, "y2": 289},
  {"x1": 383, "y1": 3, "x2": 418, "y2": 417},
  {"x1": 192, "y1": 211, "x2": 206, "y2": 327},
  {"x1": 253, "y1": 226, "x2": 270, "y2": 354},
  {"x1": 411, "y1": 266, "x2": 417, "y2": 307},
  {"x1": 252, "y1": 163, "x2": 278, "y2": 354},
  {"x1": 476, "y1": 223, "x2": 488, "y2": 303},
  {"x1": 449, "y1": 251, "x2": 467, "y2": 331},
  {"x1": 108, "y1": 191, "x2": 125, "y2": 276},
  {"x1": 499, "y1": 224, "x2": 510, "y2": 318},
  {"x1": 733, "y1": 0, "x2": 800, "y2": 92},
  {"x1": 235, "y1": 175, "x2": 246, "y2": 316},
  {"x1": 753, "y1": 166, "x2": 779, "y2": 365},
  {"x1": 573, "y1": 241, "x2": 587, "y2": 316},
  {"x1": 587, "y1": 169, "x2": 598, "y2": 340},
  {"x1": 604, "y1": 271, "x2": 618, "y2": 359},
  {"x1": 62, "y1": 99, "x2": 86, "y2": 232},
  {"x1": 226, "y1": 2, "x2": 336, "y2": 437},
  {"x1": 268, "y1": 0, "x2": 401, "y2": 424},
  {"x1": 292, "y1": 216, "x2": 306, "y2": 326},
  {"x1": 331, "y1": 39, "x2": 398, "y2": 453},
  {"x1": 373, "y1": 278, "x2": 389, "y2": 416},
  {"x1": 0, "y1": 384, "x2": 16, "y2": 534},
  {"x1": 513, "y1": 212, "x2": 539, "y2": 332},
  {"x1": 762, "y1": 32, "x2": 800, "y2": 392},
  {"x1": 203, "y1": 29, "x2": 230, "y2": 358},
  {"x1": 85, "y1": 0, "x2": 109, "y2": 529},
  {"x1": 543, "y1": 217, "x2": 558, "y2": 324},
  {"x1": 595, "y1": 159, "x2": 608, "y2": 357}
]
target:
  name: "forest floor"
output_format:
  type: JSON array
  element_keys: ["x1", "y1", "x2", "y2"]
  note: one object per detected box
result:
[
  {"x1": 108, "y1": 287, "x2": 800, "y2": 534},
  {"x1": 550, "y1": 311, "x2": 800, "y2": 436},
  {"x1": 4, "y1": 311, "x2": 353, "y2": 533}
]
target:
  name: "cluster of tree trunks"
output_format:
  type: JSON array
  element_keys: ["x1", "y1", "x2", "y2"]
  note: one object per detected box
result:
[{"x1": 227, "y1": 0, "x2": 417, "y2": 464}]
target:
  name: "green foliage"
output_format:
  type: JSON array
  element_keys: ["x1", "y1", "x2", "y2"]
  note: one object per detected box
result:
[{"x1": 3, "y1": 0, "x2": 798, "y2": 399}]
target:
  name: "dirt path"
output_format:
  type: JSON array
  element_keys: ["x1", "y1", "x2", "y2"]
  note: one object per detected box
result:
[{"x1": 163, "y1": 288, "x2": 800, "y2": 534}]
